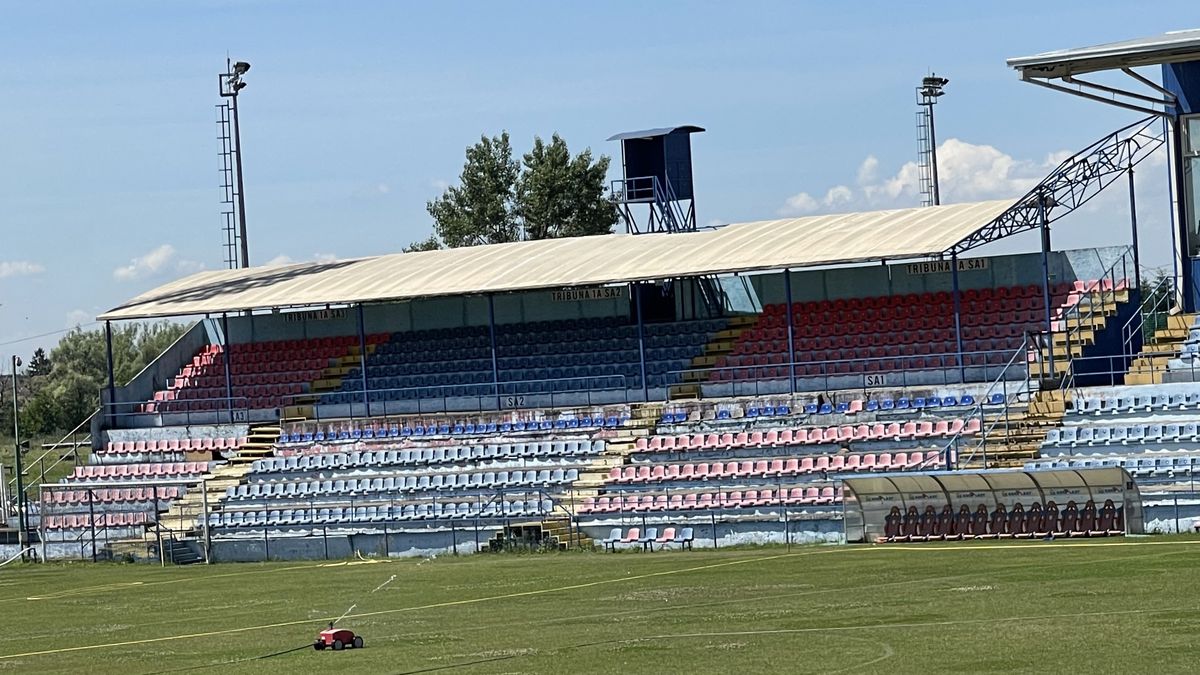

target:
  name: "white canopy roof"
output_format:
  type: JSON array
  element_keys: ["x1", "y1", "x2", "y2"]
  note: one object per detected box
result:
[
  {"x1": 99, "y1": 199, "x2": 1013, "y2": 321},
  {"x1": 1008, "y1": 28, "x2": 1200, "y2": 78}
]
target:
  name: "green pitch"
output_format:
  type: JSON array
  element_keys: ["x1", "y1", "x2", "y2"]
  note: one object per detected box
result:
[{"x1": 3, "y1": 537, "x2": 1199, "y2": 674}]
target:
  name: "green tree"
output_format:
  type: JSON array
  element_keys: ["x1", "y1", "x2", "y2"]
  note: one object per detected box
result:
[
  {"x1": 517, "y1": 134, "x2": 617, "y2": 240},
  {"x1": 27, "y1": 348, "x2": 51, "y2": 376},
  {"x1": 426, "y1": 132, "x2": 520, "y2": 248},
  {"x1": 6, "y1": 321, "x2": 189, "y2": 436},
  {"x1": 402, "y1": 235, "x2": 443, "y2": 253},
  {"x1": 422, "y1": 132, "x2": 617, "y2": 248}
]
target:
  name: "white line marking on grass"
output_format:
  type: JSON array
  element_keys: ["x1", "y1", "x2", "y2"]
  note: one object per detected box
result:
[
  {"x1": 7, "y1": 539, "x2": 1198, "y2": 662},
  {"x1": 0, "y1": 550, "x2": 829, "y2": 661}
]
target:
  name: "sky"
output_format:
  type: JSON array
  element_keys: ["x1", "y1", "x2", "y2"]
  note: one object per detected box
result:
[{"x1": 0, "y1": 1, "x2": 1193, "y2": 355}]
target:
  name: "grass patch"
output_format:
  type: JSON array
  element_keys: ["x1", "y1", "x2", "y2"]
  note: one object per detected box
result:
[{"x1": 3, "y1": 537, "x2": 1200, "y2": 673}]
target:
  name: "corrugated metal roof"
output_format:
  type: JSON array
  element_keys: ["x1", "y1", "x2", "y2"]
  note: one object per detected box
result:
[
  {"x1": 606, "y1": 125, "x2": 705, "y2": 141},
  {"x1": 98, "y1": 199, "x2": 1013, "y2": 321},
  {"x1": 1008, "y1": 29, "x2": 1200, "y2": 78}
]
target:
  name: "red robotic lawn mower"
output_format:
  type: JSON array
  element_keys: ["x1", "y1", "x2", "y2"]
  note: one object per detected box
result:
[{"x1": 313, "y1": 623, "x2": 364, "y2": 651}]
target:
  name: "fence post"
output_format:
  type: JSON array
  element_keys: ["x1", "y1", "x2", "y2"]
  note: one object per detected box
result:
[
  {"x1": 201, "y1": 480, "x2": 212, "y2": 563},
  {"x1": 710, "y1": 510, "x2": 718, "y2": 549},
  {"x1": 88, "y1": 489, "x2": 97, "y2": 563}
]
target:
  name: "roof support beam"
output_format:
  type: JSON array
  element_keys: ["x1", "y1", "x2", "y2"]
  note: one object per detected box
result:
[{"x1": 950, "y1": 116, "x2": 1165, "y2": 254}]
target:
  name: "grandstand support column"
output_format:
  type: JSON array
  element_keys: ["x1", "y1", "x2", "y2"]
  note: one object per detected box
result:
[
  {"x1": 1128, "y1": 166, "x2": 1142, "y2": 294},
  {"x1": 356, "y1": 304, "x2": 369, "y2": 415},
  {"x1": 1038, "y1": 192, "x2": 1056, "y2": 378},
  {"x1": 104, "y1": 322, "x2": 116, "y2": 426},
  {"x1": 220, "y1": 314, "x2": 234, "y2": 421},
  {"x1": 633, "y1": 284, "x2": 649, "y2": 402},
  {"x1": 950, "y1": 253, "x2": 965, "y2": 383},
  {"x1": 784, "y1": 269, "x2": 796, "y2": 394},
  {"x1": 487, "y1": 294, "x2": 500, "y2": 409}
]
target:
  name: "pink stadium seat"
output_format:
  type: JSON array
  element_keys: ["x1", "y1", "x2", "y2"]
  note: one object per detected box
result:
[
  {"x1": 844, "y1": 454, "x2": 861, "y2": 471},
  {"x1": 799, "y1": 457, "x2": 814, "y2": 474},
  {"x1": 814, "y1": 455, "x2": 830, "y2": 472},
  {"x1": 663, "y1": 464, "x2": 680, "y2": 480},
  {"x1": 608, "y1": 467, "x2": 622, "y2": 482},
  {"x1": 783, "y1": 458, "x2": 799, "y2": 474},
  {"x1": 694, "y1": 463, "x2": 710, "y2": 480},
  {"x1": 764, "y1": 430, "x2": 779, "y2": 446},
  {"x1": 828, "y1": 454, "x2": 846, "y2": 471},
  {"x1": 767, "y1": 459, "x2": 784, "y2": 476},
  {"x1": 680, "y1": 463, "x2": 695, "y2": 479},
  {"x1": 649, "y1": 465, "x2": 665, "y2": 482},
  {"x1": 860, "y1": 454, "x2": 877, "y2": 471},
  {"x1": 635, "y1": 438, "x2": 649, "y2": 452}
]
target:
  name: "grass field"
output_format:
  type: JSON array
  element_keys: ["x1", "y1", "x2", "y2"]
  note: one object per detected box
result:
[{"x1": 3, "y1": 537, "x2": 1200, "y2": 674}]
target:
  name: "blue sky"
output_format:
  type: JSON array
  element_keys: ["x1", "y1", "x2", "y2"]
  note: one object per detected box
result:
[{"x1": 0, "y1": 1, "x2": 1191, "y2": 354}]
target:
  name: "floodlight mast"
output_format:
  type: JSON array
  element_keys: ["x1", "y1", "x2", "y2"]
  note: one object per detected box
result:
[
  {"x1": 10, "y1": 355, "x2": 26, "y2": 559},
  {"x1": 917, "y1": 75, "x2": 949, "y2": 206},
  {"x1": 219, "y1": 59, "x2": 251, "y2": 268}
]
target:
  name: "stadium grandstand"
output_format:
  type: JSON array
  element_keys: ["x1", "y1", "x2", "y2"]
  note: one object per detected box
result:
[{"x1": 9, "y1": 28, "x2": 1200, "y2": 564}]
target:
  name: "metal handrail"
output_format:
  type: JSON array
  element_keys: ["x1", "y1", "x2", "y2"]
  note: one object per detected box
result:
[
  {"x1": 666, "y1": 347, "x2": 1026, "y2": 400},
  {"x1": 1121, "y1": 274, "x2": 1175, "y2": 356},
  {"x1": 6, "y1": 409, "x2": 97, "y2": 501},
  {"x1": 1044, "y1": 246, "x2": 1135, "y2": 384},
  {"x1": 936, "y1": 335, "x2": 1034, "y2": 469},
  {"x1": 282, "y1": 374, "x2": 631, "y2": 422}
]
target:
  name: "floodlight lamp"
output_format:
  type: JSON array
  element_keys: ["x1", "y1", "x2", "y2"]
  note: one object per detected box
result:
[
  {"x1": 13, "y1": 357, "x2": 21, "y2": 368},
  {"x1": 233, "y1": 61, "x2": 251, "y2": 75}
]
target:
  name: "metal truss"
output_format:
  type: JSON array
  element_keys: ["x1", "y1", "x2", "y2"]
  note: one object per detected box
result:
[{"x1": 950, "y1": 116, "x2": 1164, "y2": 254}]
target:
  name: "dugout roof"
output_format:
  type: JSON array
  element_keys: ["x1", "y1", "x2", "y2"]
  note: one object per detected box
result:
[{"x1": 99, "y1": 199, "x2": 1012, "y2": 321}]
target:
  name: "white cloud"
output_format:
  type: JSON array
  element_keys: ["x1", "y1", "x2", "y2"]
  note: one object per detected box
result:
[
  {"x1": 0, "y1": 261, "x2": 44, "y2": 278},
  {"x1": 313, "y1": 252, "x2": 338, "y2": 263},
  {"x1": 781, "y1": 137, "x2": 1070, "y2": 216},
  {"x1": 780, "y1": 185, "x2": 856, "y2": 216},
  {"x1": 856, "y1": 155, "x2": 879, "y2": 185},
  {"x1": 113, "y1": 244, "x2": 204, "y2": 280},
  {"x1": 264, "y1": 254, "x2": 295, "y2": 267},
  {"x1": 781, "y1": 191, "x2": 818, "y2": 215},
  {"x1": 431, "y1": 179, "x2": 450, "y2": 192},
  {"x1": 65, "y1": 309, "x2": 90, "y2": 327},
  {"x1": 113, "y1": 244, "x2": 176, "y2": 280},
  {"x1": 176, "y1": 259, "x2": 206, "y2": 275}
]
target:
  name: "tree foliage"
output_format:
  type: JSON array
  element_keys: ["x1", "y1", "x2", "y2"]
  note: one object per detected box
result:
[
  {"x1": 421, "y1": 131, "x2": 616, "y2": 249},
  {"x1": 426, "y1": 132, "x2": 521, "y2": 248},
  {"x1": 402, "y1": 235, "x2": 444, "y2": 253},
  {"x1": 27, "y1": 348, "x2": 51, "y2": 376},
  {"x1": 517, "y1": 134, "x2": 617, "y2": 240},
  {"x1": 1, "y1": 322, "x2": 188, "y2": 437}
]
